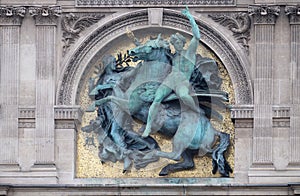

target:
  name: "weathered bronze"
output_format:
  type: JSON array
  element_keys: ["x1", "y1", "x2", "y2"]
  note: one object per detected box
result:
[{"x1": 83, "y1": 7, "x2": 232, "y2": 177}]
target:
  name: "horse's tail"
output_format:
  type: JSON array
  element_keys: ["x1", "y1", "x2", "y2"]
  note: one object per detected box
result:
[{"x1": 212, "y1": 132, "x2": 233, "y2": 177}]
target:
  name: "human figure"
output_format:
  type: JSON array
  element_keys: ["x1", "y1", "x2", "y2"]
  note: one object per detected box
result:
[{"x1": 142, "y1": 7, "x2": 201, "y2": 138}]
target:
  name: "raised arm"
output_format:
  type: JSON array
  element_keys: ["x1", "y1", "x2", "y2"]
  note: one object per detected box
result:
[{"x1": 182, "y1": 7, "x2": 200, "y2": 61}]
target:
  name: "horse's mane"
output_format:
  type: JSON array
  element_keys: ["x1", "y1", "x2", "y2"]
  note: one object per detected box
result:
[{"x1": 144, "y1": 34, "x2": 170, "y2": 50}]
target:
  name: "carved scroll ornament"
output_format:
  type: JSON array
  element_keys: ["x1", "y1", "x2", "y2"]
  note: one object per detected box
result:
[
  {"x1": 61, "y1": 13, "x2": 104, "y2": 55},
  {"x1": 209, "y1": 12, "x2": 251, "y2": 54}
]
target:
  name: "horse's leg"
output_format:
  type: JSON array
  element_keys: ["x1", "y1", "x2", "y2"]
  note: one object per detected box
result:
[
  {"x1": 159, "y1": 149, "x2": 198, "y2": 176},
  {"x1": 155, "y1": 136, "x2": 187, "y2": 161}
]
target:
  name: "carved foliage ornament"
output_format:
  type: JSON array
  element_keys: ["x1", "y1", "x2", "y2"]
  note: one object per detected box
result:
[
  {"x1": 248, "y1": 5, "x2": 280, "y2": 24},
  {"x1": 61, "y1": 13, "x2": 105, "y2": 56},
  {"x1": 76, "y1": 0, "x2": 235, "y2": 7},
  {"x1": 0, "y1": 6, "x2": 26, "y2": 25},
  {"x1": 29, "y1": 6, "x2": 62, "y2": 25},
  {"x1": 285, "y1": 6, "x2": 300, "y2": 24},
  {"x1": 209, "y1": 12, "x2": 251, "y2": 54}
]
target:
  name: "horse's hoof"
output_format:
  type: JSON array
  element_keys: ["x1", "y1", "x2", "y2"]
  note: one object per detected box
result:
[
  {"x1": 159, "y1": 170, "x2": 169, "y2": 176},
  {"x1": 221, "y1": 173, "x2": 230, "y2": 178}
]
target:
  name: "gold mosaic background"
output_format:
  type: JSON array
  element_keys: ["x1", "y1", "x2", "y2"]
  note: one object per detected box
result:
[{"x1": 76, "y1": 32, "x2": 235, "y2": 178}]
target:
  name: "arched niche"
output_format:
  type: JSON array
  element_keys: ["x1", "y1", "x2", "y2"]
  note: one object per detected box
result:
[{"x1": 56, "y1": 9, "x2": 253, "y2": 106}]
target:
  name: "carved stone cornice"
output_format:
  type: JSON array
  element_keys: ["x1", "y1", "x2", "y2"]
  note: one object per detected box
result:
[
  {"x1": 209, "y1": 12, "x2": 251, "y2": 54},
  {"x1": 76, "y1": 0, "x2": 235, "y2": 7},
  {"x1": 62, "y1": 13, "x2": 105, "y2": 56},
  {"x1": 54, "y1": 105, "x2": 83, "y2": 122},
  {"x1": 273, "y1": 106, "x2": 290, "y2": 128},
  {"x1": 19, "y1": 107, "x2": 35, "y2": 119},
  {"x1": 0, "y1": 6, "x2": 26, "y2": 25},
  {"x1": 29, "y1": 6, "x2": 61, "y2": 25},
  {"x1": 230, "y1": 105, "x2": 290, "y2": 128},
  {"x1": 273, "y1": 106, "x2": 290, "y2": 118},
  {"x1": 54, "y1": 106, "x2": 83, "y2": 129},
  {"x1": 248, "y1": 5, "x2": 280, "y2": 24},
  {"x1": 17, "y1": 106, "x2": 83, "y2": 128},
  {"x1": 285, "y1": 6, "x2": 300, "y2": 24},
  {"x1": 230, "y1": 105, "x2": 254, "y2": 119},
  {"x1": 18, "y1": 107, "x2": 35, "y2": 128}
]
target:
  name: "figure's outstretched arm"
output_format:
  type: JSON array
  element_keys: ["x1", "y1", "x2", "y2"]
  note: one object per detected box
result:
[
  {"x1": 182, "y1": 7, "x2": 200, "y2": 61},
  {"x1": 182, "y1": 7, "x2": 200, "y2": 40}
]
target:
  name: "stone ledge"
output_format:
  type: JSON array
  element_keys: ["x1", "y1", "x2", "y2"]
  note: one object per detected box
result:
[
  {"x1": 0, "y1": 183, "x2": 298, "y2": 195},
  {"x1": 17, "y1": 106, "x2": 83, "y2": 129},
  {"x1": 231, "y1": 105, "x2": 291, "y2": 119},
  {"x1": 0, "y1": 164, "x2": 20, "y2": 172}
]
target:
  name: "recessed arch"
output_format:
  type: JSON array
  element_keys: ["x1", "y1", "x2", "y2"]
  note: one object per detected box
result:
[{"x1": 56, "y1": 9, "x2": 253, "y2": 106}]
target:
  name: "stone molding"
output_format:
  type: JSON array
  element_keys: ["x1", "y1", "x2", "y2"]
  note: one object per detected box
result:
[
  {"x1": 230, "y1": 105, "x2": 254, "y2": 119},
  {"x1": 0, "y1": 6, "x2": 25, "y2": 25},
  {"x1": 285, "y1": 5, "x2": 300, "y2": 24},
  {"x1": 57, "y1": 9, "x2": 253, "y2": 106},
  {"x1": 248, "y1": 5, "x2": 280, "y2": 24},
  {"x1": 54, "y1": 106, "x2": 83, "y2": 121},
  {"x1": 28, "y1": 6, "x2": 61, "y2": 25},
  {"x1": 230, "y1": 106, "x2": 290, "y2": 128},
  {"x1": 273, "y1": 106, "x2": 290, "y2": 118},
  {"x1": 273, "y1": 106, "x2": 290, "y2": 127},
  {"x1": 18, "y1": 107, "x2": 35, "y2": 119},
  {"x1": 208, "y1": 12, "x2": 251, "y2": 54},
  {"x1": 75, "y1": 0, "x2": 235, "y2": 7},
  {"x1": 0, "y1": 183, "x2": 298, "y2": 195},
  {"x1": 17, "y1": 106, "x2": 82, "y2": 128},
  {"x1": 55, "y1": 106, "x2": 83, "y2": 129},
  {"x1": 62, "y1": 13, "x2": 105, "y2": 56},
  {"x1": 18, "y1": 107, "x2": 36, "y2": 128}
]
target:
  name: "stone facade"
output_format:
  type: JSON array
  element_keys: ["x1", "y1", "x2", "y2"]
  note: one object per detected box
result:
[{"x1": 0, "y1": 0, "x2": 300, "y2": 195}]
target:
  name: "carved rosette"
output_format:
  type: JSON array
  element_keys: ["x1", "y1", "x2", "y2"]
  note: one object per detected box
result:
[
  {"x1": 61, "y1": 13, "x2": 105, "y2": 56},
  {"x1": 248, "y1": 5, "x2": 280, "y2": 24},
  {"x1": 285, "y1": 6, "x2": 300, "y2": 24},
  {"x1": 0, "y1": 6, "x2": 26, "y2": 25},
  {"x1": 29, "y1": 6, "x2": 61, "y2": 25},
  {"x1": 209, "y1": 13, "x2": 251, "y2": 54}
]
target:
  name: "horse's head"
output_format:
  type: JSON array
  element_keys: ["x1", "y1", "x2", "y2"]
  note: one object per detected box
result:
[{"x1": 129, "y1": 34, "x2": 170, "y2": 62}]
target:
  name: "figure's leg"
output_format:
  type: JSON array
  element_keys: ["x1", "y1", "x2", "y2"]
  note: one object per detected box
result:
[
  {"x1": 142, "y1": 85, "x2": 172, "y2": 138},
  {"x1": 176, "y1": 85, "x2": 201, "y2": 114}
]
